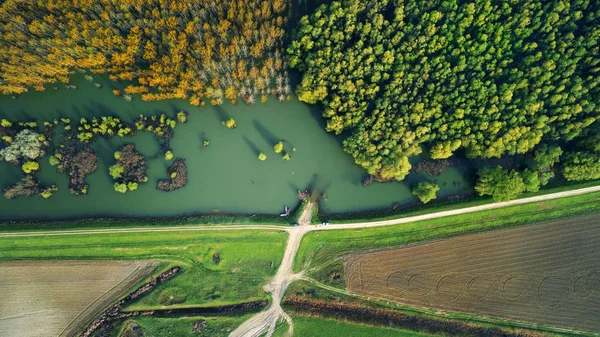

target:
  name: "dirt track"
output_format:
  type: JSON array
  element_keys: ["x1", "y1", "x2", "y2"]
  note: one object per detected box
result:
[{"x1": 229, "y1": 202, "x2": 314, "y2": 337}]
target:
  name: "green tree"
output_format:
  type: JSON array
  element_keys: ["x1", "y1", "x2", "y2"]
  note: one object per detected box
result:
[
  {"x1": 114, "y1": 182, "x2": 127, "y2": 193},
  {"x1": 532, "y1": 145, "x2": 562, "y2": 172},
  {"x1": 412, "y1": 182, "x2": 440, "y2": 204},
  {"x1": 521, "y1": 169, "x2": 541, "y2": 193},
  {"x1": 109, "y1": 164, "x2": 124, "y2": 179},
  {"x1": 475, "y1": 166, "x2": 526, "y2": 202},
  {"x1": 165, "y1": 151, "x2": 174, "y2": 160},
  {"x1": 258, "y1": 152, "x2": 267, "y2": 161},
  {"x1": 22, "y1": 161, "x2": 40, "y2": 174},
  {"x1": 562, "y1": 152, "x2": 600, "y2": 181}
]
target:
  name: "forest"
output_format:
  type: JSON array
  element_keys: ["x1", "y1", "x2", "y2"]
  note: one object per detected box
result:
[
  {"x1": 288, "y1": 0, "x2": 600, "y2": 183},
  {"x1": 0, "y1": 0, "x2": 291, "y2": 105}
]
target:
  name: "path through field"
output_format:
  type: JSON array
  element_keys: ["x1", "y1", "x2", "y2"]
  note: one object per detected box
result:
[{"x1": 230, "y1": 202, "x2": 314, "y2": 337}]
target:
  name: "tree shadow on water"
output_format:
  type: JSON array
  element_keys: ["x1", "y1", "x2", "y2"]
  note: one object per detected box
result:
[
  {"x1": 214, "y1": 105, "x2": 230, "y2": 124},
  {"x1": 253, "y1": 119, "x2": 280, "y2": 145},
  {"x1": 243, "y1": 136, "x2": 261, "y2": 156}
]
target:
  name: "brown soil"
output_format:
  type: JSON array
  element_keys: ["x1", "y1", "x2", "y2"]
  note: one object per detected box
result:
[
  {"x1": 0, "y1": 261, "x2": 156, "y2": 337},
  {"x1": 344, "y1": 213, "x2": 600, "y2": 333}
]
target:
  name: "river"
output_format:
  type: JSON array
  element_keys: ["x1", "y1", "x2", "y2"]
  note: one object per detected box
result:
[{"x1": 0, "y1": 74, "x2": 471, "y2": 220}]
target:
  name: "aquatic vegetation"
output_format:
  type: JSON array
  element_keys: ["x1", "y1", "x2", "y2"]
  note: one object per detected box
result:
[
  {"x1": 77, "y1": 116, "x2": 128, "y2": 143},
  {"x1": 3, "y1": 175, "x2": 57, "y2": 200},
  {"x1": 53, "y1": 146, "x2": 98, "y2": 195},
  {"x1": 273, "y1": 141, "x2": 284, "y2": 154},
  {"x1": 157, "y1": 159, "x2": 188, "y2": 192},
  {"x1": 222, "y1": 118, "x2": 237, "y2": 129},
  {"x1": 109, "y1": 145, "x2": 148, "y2": 194},
  {"x1": 0, "y1": 129, "x2": 47, "y2": 163}
]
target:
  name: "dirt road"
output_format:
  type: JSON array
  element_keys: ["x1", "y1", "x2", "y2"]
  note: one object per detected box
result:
[
  {"x1": 311, "y1": 185, "x2": 600, "y2": 231},
  {"x1": 230, "y1": 202, "x2": 313, "y2": 337}
]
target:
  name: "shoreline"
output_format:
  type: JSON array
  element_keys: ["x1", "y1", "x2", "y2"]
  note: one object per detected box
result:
[{"x1": 0, "y1": 178, "x2": 599, "y2": 231}]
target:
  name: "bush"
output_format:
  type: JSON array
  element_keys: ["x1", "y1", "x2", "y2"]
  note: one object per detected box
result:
[
  {"x1": 114, "y1": 182, "x2": 127, "y2": 193},
  {"x1": 258, "y1": 152, "x2": 267, "y2": 161},
  {"x1": 176, "y1": 111, "x2": 187, "y2": 123},
  {"x1": 22, "y1": 161, "x2": 40, "y2": 173},
  {"x1": 165, "y1": 150, "x2": 174, "y2": 160},
  {"x1": 49, "y1": 155, "x2": 59, "y2": 166},
  {"x1": 127, "y1": 182, "x2": 138, "y2": 191},
  {"x1": 412, "y1": 182, "x2": 440, "y2": 204},
  {"x1": 40, "y1": 186, "x2": 57, "y2": 199},
  {"x1": 222, "y1": 118, "x2": 236, "y2": 129},
  {"x1": 274, "y1": 141, "x2": 284, "y2": 154},
  {"x1": 0, "y1": 129, "x2": 47, "y2": 163},
  {"x1": 158, "y1": 287, "x2": 187, "y2": 306},
  {"x1": 283, "y1": 153, "x2": 291, "y2": 161},
  {"x1": 109, "y1": 164, "x2": 124, "y2": 179},
  {"x1": 475, "y1": 166, "x2": 525, "y2": 202}
]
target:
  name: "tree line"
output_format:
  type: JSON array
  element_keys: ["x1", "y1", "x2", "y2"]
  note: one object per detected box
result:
[{"x1": 0, "y1": 0, "x2": 291, "y2": 105}]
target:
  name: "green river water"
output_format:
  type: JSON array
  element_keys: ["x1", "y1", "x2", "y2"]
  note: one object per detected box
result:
[{"x1": 0, "y1": 75, "x2": 471, "y2": 220}]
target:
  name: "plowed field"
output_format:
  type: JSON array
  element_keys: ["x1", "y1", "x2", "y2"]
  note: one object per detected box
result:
[
  {"x1": 344, "y1": 214, "x2": 600, "y2": 332},
  {"x1": 0, "y1": 260, "x2": 156, "y2": 337}
]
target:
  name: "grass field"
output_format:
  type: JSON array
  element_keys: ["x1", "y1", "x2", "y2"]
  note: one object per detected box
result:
[
  {"x1": 0, "y1": 260, "x2": 156, "y2": 337},
  {"x1": 295, "y1": 191, "x2": 600, "y2": 273},
  {"x1": 112, "y1": 315, "x2": 252, "y2": 337},
  {"x1": 291, "y1": 316, "x2": 440, "y2": 337},
  {"x1": 0, "y1": 230, "x2": 287, "y2": 309},
  {"x1": 345, "y1": 213, "x2": 600, "y2": 332}
]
